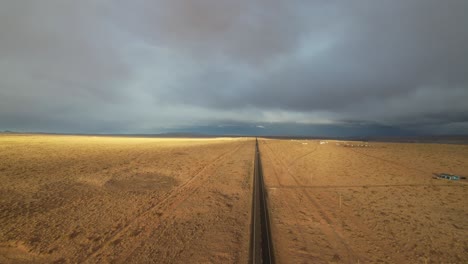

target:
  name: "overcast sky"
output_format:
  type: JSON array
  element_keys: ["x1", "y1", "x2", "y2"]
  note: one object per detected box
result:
[{"x1": 1, "y1": 0, "x2": 467, "y2": 136}]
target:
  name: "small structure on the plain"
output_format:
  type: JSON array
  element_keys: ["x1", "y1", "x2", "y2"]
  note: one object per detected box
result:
[
  {"x1": 342, "y1": 142, "x2": 370, "y2": 148},
  {"x1": 435, "y1": 173, "x2": 461, "y2": 181}
]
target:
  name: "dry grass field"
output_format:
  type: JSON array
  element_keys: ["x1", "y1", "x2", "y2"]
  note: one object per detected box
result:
[
  {"x1": 0, "y1": 135, "x2": 254, "y2": 263},
  {"x1": 259, "y1": 139, "x2": 468, "y2": 263},
  {"x1": 1, "y1": 135, "x2": 467, "y2": 263}
]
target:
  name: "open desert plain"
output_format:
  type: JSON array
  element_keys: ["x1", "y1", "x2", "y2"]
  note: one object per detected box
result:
[
  {"x1": 1, "y1": 135, "x2": 467, "y2": 263},
  {"x1": 259, "y1": 139, "x2": 468, "y2": 263},
  {"x1": 0, "y1": 135, "x2": 255, "y2": 263}
]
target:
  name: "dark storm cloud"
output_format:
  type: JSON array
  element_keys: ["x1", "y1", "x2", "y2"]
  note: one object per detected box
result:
[
  {"x1": 0, "y1": 0, "x2": 467, "y2": 135},
  {"x1": 0, "y1": 1, "x2": 129, "y2": 96},
  {"x1": 112, "y1": 0, "x2": 314, "y2": 64},
  {"x1": 155, "y1": 1, "x2": 468, "y2": 116}
]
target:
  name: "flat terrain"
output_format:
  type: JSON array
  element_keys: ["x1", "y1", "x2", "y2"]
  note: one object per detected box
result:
[
  {"x1": 0, "y1": 135, "x2": 254, "y2": 263},
  {"x1": 260, "y1": 139, "x2": 468, "y2": 263},
  {"x1": 2, "y1": 135, "x2": 467, "y2": 263}
]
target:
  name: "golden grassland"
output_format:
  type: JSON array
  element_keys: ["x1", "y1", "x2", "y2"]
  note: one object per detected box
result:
[
  {"x1": 0, "y1": 134, "x2": 254, "y2": 263},
  {"x1": 259, "y1": 139, "x2": 468, "y2": 263},
  {"x1": 1, "y1": 135, "x2": 467, "y2": 263}
]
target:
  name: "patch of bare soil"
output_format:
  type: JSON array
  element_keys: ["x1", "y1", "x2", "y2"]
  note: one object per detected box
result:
[{"x1": 103, "y1": 173, "x2": 178, "y2": 193}]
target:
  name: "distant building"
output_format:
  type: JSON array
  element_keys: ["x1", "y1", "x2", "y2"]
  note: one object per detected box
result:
[{"x1": 438, "y1": 173, "x2": 460, "y2": 180}]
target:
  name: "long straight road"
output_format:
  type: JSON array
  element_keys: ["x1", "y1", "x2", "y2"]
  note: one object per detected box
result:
[{"x1": 250, "y1": 138, "x2": 275, "y2": 264}]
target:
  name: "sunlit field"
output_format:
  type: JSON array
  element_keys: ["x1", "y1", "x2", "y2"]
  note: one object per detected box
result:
[
  {"x1": 0, "y1": 135, "x2": 254, "y2": 263},
  {"x1": 259, "y1": 139, "x2": 468, "y2": 263},
  {"x1": 1, "y1": 135, "x2": 467, "y2": 263}
]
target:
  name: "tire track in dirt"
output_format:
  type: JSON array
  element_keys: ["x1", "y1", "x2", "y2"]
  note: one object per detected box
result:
[
  {"x1": 287, "y1": 145, "x2": 318, "y2": 167},
  {"x1": 264, "y1": 142, "x2": 340, "y2": 222},
  {"x1": 83, "y1": 142, "x2": 245, "y2": 263},
  {"x1": 345, "y1": 148, "x2": 468, "y2": 185},
  {"x1": 258, "y1": 141, "x2": 319, "y2": 262},
  {"x1": 258, "y1": 141, "x2": 283, "y2": 187},
  {"x1": 119, "y1": 142, "x2": 248, "y2": 263},
  {"x1": 265, "y1": 180, "x2": 313, "y2": 258},
  {"x1": 126, "y1": 140, "x2": 254, "y2": 263},
  {"x1": 259, "y1": 141, "x2": 326, "y2": 260},
  {"x1": 260, "y1": 140, "x2": 360, "y2": 263},
  {"x1": 267, "y1": 184, "x2": 465, "y2": 189},
  {"x1": 346, "y1": 148, "x2": 432, "y2": 175}
]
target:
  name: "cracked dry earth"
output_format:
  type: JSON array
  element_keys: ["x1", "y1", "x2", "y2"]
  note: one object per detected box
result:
[{"x1": 0, "y1": 135, "x2": 254, "y2": 263}]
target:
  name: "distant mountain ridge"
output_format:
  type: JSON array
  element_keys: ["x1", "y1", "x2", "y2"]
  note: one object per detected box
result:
[{"x1": 2, "y1": 130, "x2": 468, "y2": 144}]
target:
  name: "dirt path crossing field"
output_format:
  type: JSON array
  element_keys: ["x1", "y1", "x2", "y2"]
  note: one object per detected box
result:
[{"x1": 259, "y1": 139, "x2": 467, "y2": 263}]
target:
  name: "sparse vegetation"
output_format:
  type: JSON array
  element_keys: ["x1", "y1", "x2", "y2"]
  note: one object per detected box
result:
[
  {"x1": 1, "y1": 135, "x2": 467, "y2": 263},
  {"x1": 0, "y1": 135, "x2": 254, "y2": 263},
  {"x1": 259, "y1": 139, "x2": 468, "y2": 263}
]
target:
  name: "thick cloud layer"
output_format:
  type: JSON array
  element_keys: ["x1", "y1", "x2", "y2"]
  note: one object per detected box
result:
[{"x1": 1, "y1": 0, "x2": 467, "y2": 135}]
